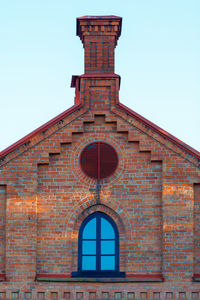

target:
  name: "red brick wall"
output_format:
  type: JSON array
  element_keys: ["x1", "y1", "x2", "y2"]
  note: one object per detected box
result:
[{"x1": 84, "y1": 36, "x2": 115, "y2": 73}]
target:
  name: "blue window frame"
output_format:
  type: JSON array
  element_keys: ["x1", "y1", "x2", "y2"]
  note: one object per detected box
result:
[{"x1": 72, "y1": 212, "x2": 125, "y2": 277}]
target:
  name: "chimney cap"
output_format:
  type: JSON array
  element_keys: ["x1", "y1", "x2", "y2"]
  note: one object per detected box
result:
[
  {"x1": 77, "y1": 15, "x2": 122, "y2": 20},
  {"x1": 76, "y1": 15, "x2": 122, "y2": 42}
]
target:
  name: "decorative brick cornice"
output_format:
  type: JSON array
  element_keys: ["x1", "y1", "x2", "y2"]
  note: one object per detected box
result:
[{"x1": 77, "y1": 16, "x2": 122, "y2": 45}]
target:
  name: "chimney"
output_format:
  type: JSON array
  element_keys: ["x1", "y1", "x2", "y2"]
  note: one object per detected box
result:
[
  {"x1": 71, "y1": 16, "x2": 122, "y2": 109},
  {"x1": 77, "y1": 16, "x2": 122, "y2": 74}
]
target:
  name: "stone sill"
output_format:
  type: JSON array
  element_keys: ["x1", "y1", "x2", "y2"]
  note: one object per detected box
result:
[{"x1": 36, "y1": 274, "x2": 164, "y2": 283}]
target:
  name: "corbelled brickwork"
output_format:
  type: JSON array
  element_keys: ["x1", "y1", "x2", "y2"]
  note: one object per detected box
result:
[{"x1": 0, "y1": 15, "x2": 200, "y2": 300}]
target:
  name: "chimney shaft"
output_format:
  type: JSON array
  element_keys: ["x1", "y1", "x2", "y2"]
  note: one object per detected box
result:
[{"x1": 77, "y1": 16, "x2": 122, "y2": 74}]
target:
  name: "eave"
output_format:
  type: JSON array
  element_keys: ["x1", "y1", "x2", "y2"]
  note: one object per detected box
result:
[
  {"x1": 117, "y1": 102, "x2": 200, "y2": 160},
  {"x1": 0, "y1": 102, "x2": 82, "y2": 160}
]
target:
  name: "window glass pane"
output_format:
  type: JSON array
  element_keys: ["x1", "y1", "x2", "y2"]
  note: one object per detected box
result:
[
  {"x1": 100, "y1": 142, "x2": 118, "y2": 179},
  {"x1": 83, "y1": 241, "x2": 96, "y2": 255},
  {"x1": 101, "y1": 255, "x2": 115, "y2": 270},
  {"x1": 101, "y1": 218, "x2": 115, "y2": 239},
  {"x1": 82, "y1": 256, "x2": 96, "y2": 270},
  {"x1": 80, "y1": 142, "x2": 98, "y2": 179},
  {"x1": 101, "y1": 241, "x2": 115, "y2": 255},
  {"x1": 82, "y1": 218, "x2": 96, "y2": 239}
]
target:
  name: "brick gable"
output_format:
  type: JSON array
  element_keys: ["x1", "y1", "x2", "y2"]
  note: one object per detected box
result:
[{"x1": 0, "y1": 15, "x2": 200, "y2": 299}]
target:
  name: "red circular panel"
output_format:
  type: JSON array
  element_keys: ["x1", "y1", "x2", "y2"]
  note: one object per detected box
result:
[{"x1": 80, "y1": 142, "x2": 118, "y2": 179}]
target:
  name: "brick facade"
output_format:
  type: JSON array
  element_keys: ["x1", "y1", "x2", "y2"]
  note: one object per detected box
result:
[{"x1": 0, "y1": 16, "x2": 200, "y2": 299}]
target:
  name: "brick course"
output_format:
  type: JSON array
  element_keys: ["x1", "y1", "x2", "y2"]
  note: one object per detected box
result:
[{"x1": 0, "y1": 15, "x2": 200, "y2": 299}]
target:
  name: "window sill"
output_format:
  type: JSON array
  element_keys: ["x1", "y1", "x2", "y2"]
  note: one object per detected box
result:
[
  {"x1": 71, "y1": 271, "x2": 125, "y2": 278},
  {"x1": 36, "y1": 274, "x2": 163, "y2": 282}
]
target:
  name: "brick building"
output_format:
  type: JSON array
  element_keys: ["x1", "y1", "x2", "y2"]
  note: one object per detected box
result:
[{"x1": 0, "y1": 15, "x2": 200, "y2": 300}]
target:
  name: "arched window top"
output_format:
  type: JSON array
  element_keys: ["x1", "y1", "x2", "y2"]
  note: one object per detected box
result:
[
  {"x1": 81, "y1": 212, "x2": 117, "y2": 241},
  {"x1": 72, "y1": 212, "x2": 125, "y2": 278}
]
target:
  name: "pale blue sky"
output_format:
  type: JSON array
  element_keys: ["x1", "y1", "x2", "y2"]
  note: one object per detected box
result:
[{"x1": 0, "y1": 0, "x2": 199, "y2": 152}]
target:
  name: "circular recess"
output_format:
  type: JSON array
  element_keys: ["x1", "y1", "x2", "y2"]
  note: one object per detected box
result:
[{"x1": 80, "y1": 142, "x2": 118, "y2": 180}]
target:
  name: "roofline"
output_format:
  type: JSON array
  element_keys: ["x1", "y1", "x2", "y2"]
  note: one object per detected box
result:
[
  {"x1": 0, "y1": 101, "x2": 199, "y2": 161},
  {"x1": 0, "y1": 102, "x2": 82, "y2": 159},
  {"x1": 117, "y1": 102, "x2": 200, "y2": 159}
]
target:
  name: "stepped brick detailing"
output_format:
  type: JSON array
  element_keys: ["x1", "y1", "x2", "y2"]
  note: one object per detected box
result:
[
  {"x1": 0, "y1": 103, "x2": 85, "y2": 167},
  {"x1": 112, "y1": 104, "x2": 200, "y2": 166}
]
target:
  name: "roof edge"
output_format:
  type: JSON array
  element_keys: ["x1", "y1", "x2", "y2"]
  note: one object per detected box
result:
[
  {"x1": 0, "y1": 101, "x2": 199, "y2": 162},
  {"x1": 117, "y1": 102, "x2": 200, "y2": 160},
  {"x1": 0, "y1": 102, "x2": 82, "y2": 160}
]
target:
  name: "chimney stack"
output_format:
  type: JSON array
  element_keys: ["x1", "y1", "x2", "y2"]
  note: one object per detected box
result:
[
  {"x1": 77, "y1": 16, "x2": 122, "y2": 74},
  {"x1": 71, "y1": 16, "x2": 122, "y2": 109}
]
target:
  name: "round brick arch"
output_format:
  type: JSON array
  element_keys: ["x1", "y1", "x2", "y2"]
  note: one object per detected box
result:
[{"x1": 65, "y1": 194, "x2": 133, "y2": 273}]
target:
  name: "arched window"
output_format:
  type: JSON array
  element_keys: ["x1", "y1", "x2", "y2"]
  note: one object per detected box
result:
[{"x1": 72, "y1": 212, "x2": 125, "y2": 277}]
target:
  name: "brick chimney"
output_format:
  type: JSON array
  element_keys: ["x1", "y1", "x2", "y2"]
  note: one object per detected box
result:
[
  {"x1": 71, "y1": 16, "x2": 122, "y2": 109},
  {"x1": 77, "y1": 16, "x2": 122, "y2": 74}
]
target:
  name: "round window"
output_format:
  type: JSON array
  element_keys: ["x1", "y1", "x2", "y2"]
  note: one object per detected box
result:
[{"x1": 80, "y1": 142, "x2": 118, "y2": 180}]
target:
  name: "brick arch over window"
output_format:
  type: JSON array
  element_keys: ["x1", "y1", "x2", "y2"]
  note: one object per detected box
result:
[{"x1": 65, "y1": 196, "x2": 132, "y2": 273}]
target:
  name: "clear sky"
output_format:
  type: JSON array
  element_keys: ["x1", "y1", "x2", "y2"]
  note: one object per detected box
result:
[{"x1": 0, "y1": 0, "x2": 199, "y2": 152}]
